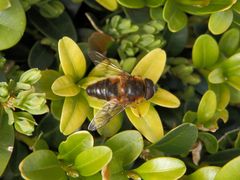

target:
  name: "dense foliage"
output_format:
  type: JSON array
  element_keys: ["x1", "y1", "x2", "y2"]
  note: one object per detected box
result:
[{"x1": 1, "y1": 0, "x2": 240, "y2": 179}]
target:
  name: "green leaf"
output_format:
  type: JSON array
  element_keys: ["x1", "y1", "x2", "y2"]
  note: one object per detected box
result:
[
  {"x1": 0, "y1": 112, "x2": 14, "y2": 176},
  {"x1": 28, "y1": 42, "x2": 55, "y2": 69},
  {"x1": 14, "y1": 112, "x2": 36, "y2": 136},
  {"x1": 178, "y1": 0, "x2": 236, "y2": 15},
  {"x1": 146, "y1": 0, "x2": 164, "y2": 7},
  {"x1": 96, "y1": 0, "x2": 118, "y2": 11},
  {"x1": 208, "y1": 10, "x2": 233, "y2": 35},
  {"x1": 60, "y1": 93, "x2": 89, "y2": 135},
  {"x1": 0, "y1": 0, "x2": 26, "y2": 50},
  {"x1": 0, "y1": 0, "x2": 11, "y2": 10},
  {"x1": 163, "y1": 0, "x2": 187, "y2": 32},
  {"x1": 199, "y1": 132, "x2": 218, "y2": 154},
  {"x1": 19, "y1": 150, "x2": 66, "y2": 180},
  {"x1": 58, "y1": 131, "x2": 93, "y2": 163},
  {"x1": 208, "y1": 68, "x2": 225, "y2": 84},
  {"x1": 215, "y1": 156, "x2": 240, "y2": 180},
  {"x1": 74, "y1": 146, "x2": 112, "y2": 176},
  {"x1": 197, "y1": 90, "x2": 217, "y2": 123},
  {"x1": 131, "y1": 48, "x2": 166, "y2": 83},
  {"x1": 150, "y1": 7, "x2": 164, "y2": 21},
  {"x1": 35, "y1": 70, "x2": 62, "y2": 100},
  {"x1": 130, "y1": 101, "x2": 150, "y2": 117},
  {"x1": 28, "y1": 10, "x2": 77, "y2": 41},
  {"x1": 105, "y1": 130, "x2": 143, "y2": 166},
  {"x1": 117, "y1": 0, "x2": 145, "y2": 8},
  {"x1": 186, "y1": 166, "x2": 221, "y2": 180},
  {"x1": 219, "y1": 28, "x2": 240, "y2": 57},
  {"x1": 192, "y1": 34, "x2": 219, "y2": 68},
  {"x1": 133, "y1": 157, "x2": 186, "y2": 180},
  {"x1": 52, "y1": 75, "x2": 80, "y2": 97},
  {"x1": 150, "y1": 88, "x2": 180, "y2": 108},
  {"x1": 126, "y1": 105, "x2": 164, "y2": 143},
  {"x1": 58, "y1": 37, "x2": 86, "y2": 81},
  {"x1": 50, "y1": 99, "x2": 64, "y2": 120},
  {"x1": 150, "y1": 123, "x2": 198, "y2": 155}
]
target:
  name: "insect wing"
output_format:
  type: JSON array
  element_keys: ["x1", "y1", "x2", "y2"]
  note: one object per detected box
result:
[
  {"x1": 88, "y1": 101, "x2": 127, "y2": 131},
  {"x1": 88, "y1": 50, "x2": 128, "y2": 76}
]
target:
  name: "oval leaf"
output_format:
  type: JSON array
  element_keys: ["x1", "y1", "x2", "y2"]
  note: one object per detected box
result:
[
  {"x1": 197, "y1": 90, "x2": 217, "y2": 123},
  {"x1": 130, "y1": 101, "x2": 150, "y2": 118},
  {"x1": 208, "y1": 10, "x2": 233, "y2": 35},
  {"x1": 0, "y1": 0, "x2": 26, "y2": 50},
  {"x1": 58, "y1": 131, "x2": 93, "y2": 162},
  {"x1": 0, "y1": 113, "x2": 14, "y2": 176},
  {"x1": 105, "y1": 130, "x2": 143, "y2": 166},
  {"x1": 19, "y1": 150, "x2": 66, "y2": 180},
  {"x1": 74, "y1": 146, "x2": 112, "y2": 176},
  {"x1": 96, "y1": 0, "x2": 118, "y2": 11},
  {"x1": 199, "y1": 132, "x2": 218, "y2": 154},
  {"x1": 117, "y1": 0, "x2": 145, "y2": 8},
  {"x1": 126, "y1": 105, "x2": 164, "y2": 143},
  {"x1": 52, "y1": 75, "x2": 80, "y2": 97},
  {"x1": 131, "y1": 48, "x2": 166, "y2": 83},
  {"x1": 133, "y1": 157, "x2": 186, "y2": 180},
  {"x1": 150, "y1": 88, "x2": 180, "y2": 108},
  {"x1": 58, "y1": 37, "x2": 86, "y2": 81},
  {"x1": 192, "y1": 34, "x2": 219, "y2": 68},
  {"x1": 60, "y1": 93, "x2": 89, "y2": 135},
  {"x1": 186, "y1": 166, "x2": 221, "y2": 180},
  {"x1": 150, "y1": 123, "x2": 198, "y2": 155},
  {"x1": 215, "y1": 156, "x2": 240, "y2": 180}
]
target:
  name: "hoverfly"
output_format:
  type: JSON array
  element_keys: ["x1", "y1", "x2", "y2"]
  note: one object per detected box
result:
[{"x1": 87, "y1": 51, "x2": 158, "y2": 131}]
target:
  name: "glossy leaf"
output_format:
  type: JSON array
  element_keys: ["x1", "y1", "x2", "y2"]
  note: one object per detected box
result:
[
  {"x1": 58, "y1": 131, "x2": 93, "y2": 162},
  {"x1": 131, "y1": 48, "x2": 166, "y2": 83},
  {"x1": 219, "y1": 28, "x2": 240, "y2": 57},
  {"x1": 178, "y1": 0, "x2": 235, "y2": 15},
  {"x1": 0, "y1": 0, "x2": 26, "y2": 50},
  {"x1": 28, "y1": 10, "x2": 77, "y2": 41},
  {"x1": 192, "y1": 34, "x2": 219, "y2": 68},
  {"x1": 105, "y1": 130, "x2": 143, "y2": 166},
  {"x1": 186, "y1": 166, "x2": 221, "y2": 180},
  {"x1": 199, "y1": 132, "x2": 218, "y2": 154},
  {"x1": 197, "y1": 90, "x2": 217, "y2": 123},
  {"x1": 0, "y1": 0, "x2": 11, "y2": 10},
  {"x1": 150, "y1": 123, "x2": 198, "y2": 155},
  {"x1": 60, "y1": 93, "x2": 89, "y2": 135},
  {"x1": 163, "y1": 0, "x2": 187, "y2": 32},
  {"x1": 52, "y1": 75, "x2": 80, "y2": 97},
  {"x1": 74, "y1": 146, "x2": 112, "y2": 176},
  {"x1": 0, "y1": 113, "x2": 14, "y2": 176},
  {"x1": 208, "y1": 68, "x2": 225, "y2": 84},
  {"x1": 50, "y1": 99, "x2": 64, "y2": 120},
  {"x1": 126, "y1": 105, "x2": 164, "y2": 143},
  {"x1": 96, "y1": 0, "x2": 118, "y2": 11},
  {"x1": 28, "y1": 42, "x2": 55, "y2": 69},
  {"x1": 130, "y1": 101, "x2": 150, "y2": 117},
  {"x1": 150, "y1": 88, "x2": 180, "y2": 108},
  {"x1": 58, "y1": 37, "x2": 86, "y2": 81},
  {"x1": 35, "y1": 70, "x2": 62, "y2": 100},
  {"x1": 133, "y1": 157, "x2": 186, "y2": 180},
  {"x1": 215, "y1": 156, "x2": 240, "y2": 180},
  {"x1": 117, "y1": 0, "x2": 145, "y2": 8},
  {"x1": 208, "y1": 10, "x2": 233, "y2": 35},
  {"x1": 19, "y1": 150, "x2": 66, "y2": 180}
]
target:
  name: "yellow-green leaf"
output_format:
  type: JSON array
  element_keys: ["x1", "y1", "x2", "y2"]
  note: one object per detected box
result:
[
  {"x1": 186, "y1": 166, "x2": 221, "y2": 180},
  {"x1": 51, "y1": 75, "x2": 80, "y2": 97},
  {"x1": 78, "y1": 76, "x2": 106, "y2": 89},
  {"x1": 60, "y1": 93, "x2": 89, "y2": 135},
  {"x1": 126, "y1": 105, "x2": 164, "y2": 143},
  {"x1": 130, "y1": 101, "x2": 150, "y2": 117},
  {"x1": 96, "y1": 0, "x2": 118, "y2": 11},
  {"x1": 131, "y1": 48, "x2": 166, "y2": 83},
  {"x1": 58, "y1": 36, "x2": 86, "y2": 81},
  {"x1": 150, "y1": 88, "x2": 180, "y2": 108}
]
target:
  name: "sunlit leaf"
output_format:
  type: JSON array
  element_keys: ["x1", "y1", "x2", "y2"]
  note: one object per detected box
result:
[
  {"x1": 133, "y1": 157, "x2": 186, "y2": 180},
  {"x1": 131, "y1": 48, "x2": 166, "y2": 83},
  {"x1": 126, "y1": 105, "x2": 164, "y2": 143},
  {"x1": 74, "y1": 146, "x2": 112, "y2": 176},
  {"x1": 150, "y1": 88, "x2": 180, "y2": 108},
  {"x1": 96, "y1": 0, "x2": 118, "y2": 11},
  {"x1": 0, "y1": 0, "x2": 26, "y2": 50},
  {"x1": 0, "y1": 0, "x2": 11, "y2": 11},
  {"x1": 186, "y1": 166, "x2": 221, "y2": 180},
  {"x1": 58, "y1": 37, "x2": 86, "y2": 81},
  {"x1": 130, "y1": 101, "x2": 150, "y2": 117}
]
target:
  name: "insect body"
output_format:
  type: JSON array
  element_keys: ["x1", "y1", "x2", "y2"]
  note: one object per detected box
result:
[{"x1": 87, "y1": 51, "x2": 158, "y2": 131}]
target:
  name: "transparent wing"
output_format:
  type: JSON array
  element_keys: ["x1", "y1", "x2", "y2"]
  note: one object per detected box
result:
[
  {"x1": 88, "y1": 50, "x2": 129, "y2": 75},
  {"x1": 88, "y1": 100, "x2": 127, "y2": 131}
]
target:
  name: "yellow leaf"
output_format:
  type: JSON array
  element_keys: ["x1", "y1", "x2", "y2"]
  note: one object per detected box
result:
[
  {"x1": 130, "y1": 101, "x2": 150, "y2": 117},
  {"x1": 96, "y1": 0, "x2": 118, "y2": 11}
]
